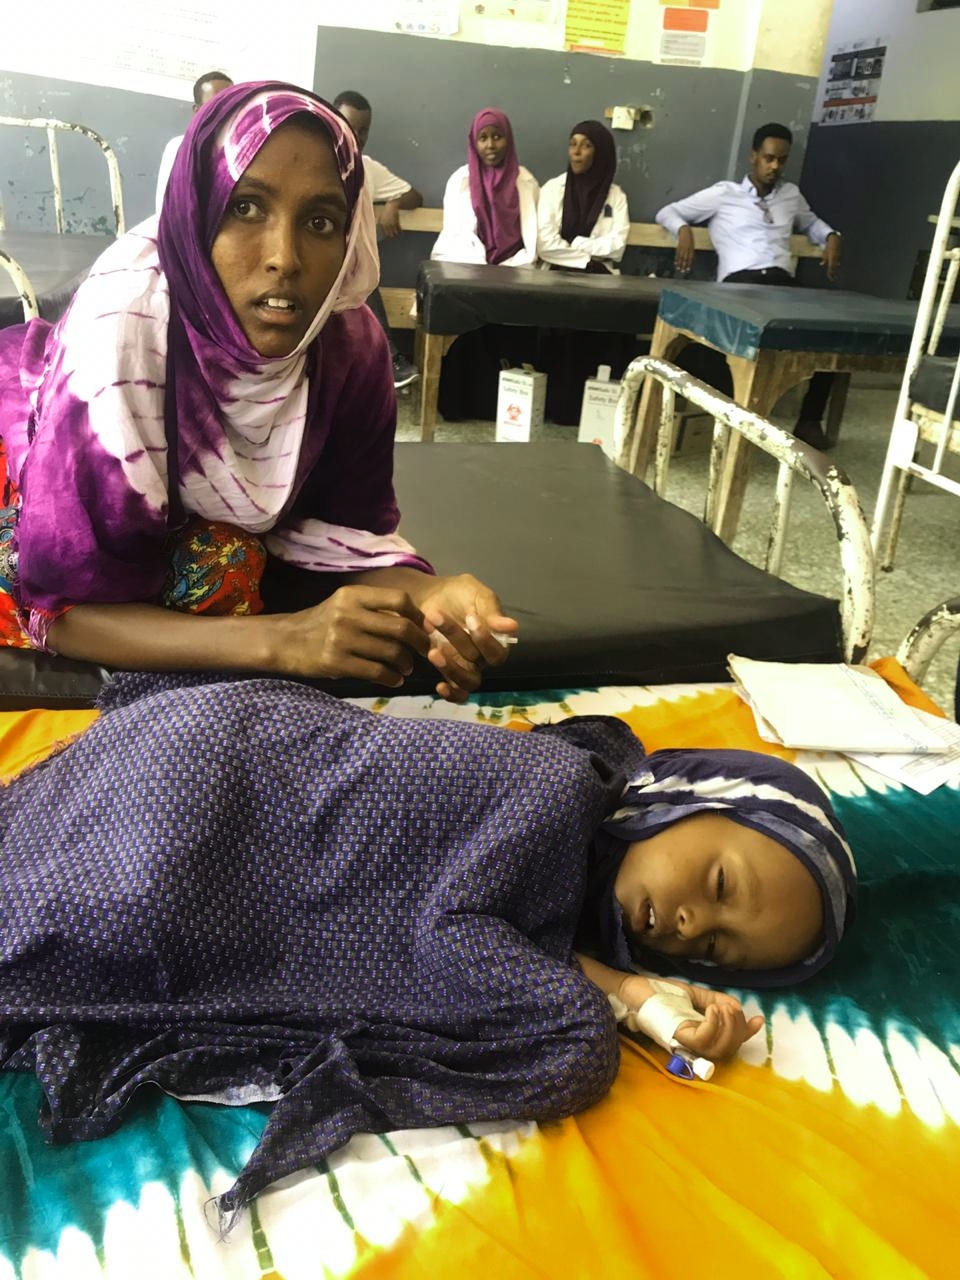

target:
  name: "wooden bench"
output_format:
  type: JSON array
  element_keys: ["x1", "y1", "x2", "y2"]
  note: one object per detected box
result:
[{"x1": 379, "y1": 208, "x2": 824, "y2": 331}]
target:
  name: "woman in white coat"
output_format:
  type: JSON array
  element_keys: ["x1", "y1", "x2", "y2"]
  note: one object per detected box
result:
[
  {"x1": 537, "y1": 121, "x2": 635, "y2": 422},
  {"x1": 537, "y1": 120, "x2": 628, "y2": 273},
  {"x1": 433, "y1": 109, "x2": 540, "y2": 418},
  {"x1": 431, "y1": 108, "x2": 539, "y2": 266}
]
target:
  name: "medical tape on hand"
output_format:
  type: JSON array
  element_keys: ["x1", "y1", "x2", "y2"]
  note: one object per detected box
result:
[{"x1": 607, "y1": 979, "x2": 705, "y2": 1051}]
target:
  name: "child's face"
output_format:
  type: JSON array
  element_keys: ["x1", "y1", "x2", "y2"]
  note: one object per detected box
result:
[{"x1": 614, "y1": 812, "x2": 823, "y2": 971}]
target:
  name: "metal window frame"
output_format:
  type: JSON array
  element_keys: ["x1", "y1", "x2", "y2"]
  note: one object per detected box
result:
[
  {"x1": 614, "y1": 356, "x2": 875, "y2": 663},
  {"x1": 0, "y1": 115, "x2": 125, "y2": 324},
  {"x1": 871, "y1": 157, "x2": 960, "y2": 571}
]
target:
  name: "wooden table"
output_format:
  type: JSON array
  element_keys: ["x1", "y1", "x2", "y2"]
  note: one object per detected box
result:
[
  {"x1": 621, "y1": 283, "x2": 960, "y2": 541},
  {"x1": 415, "y1": 261, "x2": 666, "y2": 440}
]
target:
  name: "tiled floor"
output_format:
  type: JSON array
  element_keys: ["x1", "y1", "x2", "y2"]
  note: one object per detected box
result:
[{"x1": 395, "y1": 375, "x2": 960, "y2": 713}]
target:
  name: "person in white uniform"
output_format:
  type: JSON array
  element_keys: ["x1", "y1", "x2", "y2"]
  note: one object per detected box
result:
[
  {"x1": 431, "y1": 108, "x2": 539, "y2": 266},
  {"x1": 537, "y1": 120, "x2": 629, "y2": 274},
  {"x1": 655, "y1": 122, "x2": 842, "y2": 447},
  {"x1": 333, "y1": 89, "x2": 423, "y2": 389},
  {"x1": 155, "y1": 71, "x2": 233, "y2": 213}
]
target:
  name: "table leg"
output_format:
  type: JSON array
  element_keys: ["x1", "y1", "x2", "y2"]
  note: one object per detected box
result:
[
  {"x1": 623, "y1": 320, "x2": 688, "y2": 479},
  {"x1": 713, "y1": 352, "x2": 787, "y2": 544},
  {"x1": 824, "y1": 372, "x2": 852, "y2": 448},
  {"x1": 419, "y1": 333, "x2": 453, "y2": 443}
]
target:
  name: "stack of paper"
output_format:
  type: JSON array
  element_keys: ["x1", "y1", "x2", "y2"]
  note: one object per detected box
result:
[{"x1": 728, "y1": 655, "x2": 960, "y2": 794}]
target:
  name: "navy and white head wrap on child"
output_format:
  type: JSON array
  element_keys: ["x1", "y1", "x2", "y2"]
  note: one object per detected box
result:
[{"x1": 584, "y1": 746, "x2": 858, "y2": 989}]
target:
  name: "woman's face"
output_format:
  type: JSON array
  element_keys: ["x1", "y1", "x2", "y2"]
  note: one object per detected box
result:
[
  {"x1": 475, "y1": 125, "x2": 509, "y2": 168},
  {"x1": 568, "y1": 133, "x2": 595, "y2": 175},
  {"x1": 614, "y1": 812, "x2": 823, "y2": 971},
  {"x1": 211, "y1": 120, "x2": 348, "y2": 358}
]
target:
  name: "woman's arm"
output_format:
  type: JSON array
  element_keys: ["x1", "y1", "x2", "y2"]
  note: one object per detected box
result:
[
  {"x1": 431, "y1": 169, "x2": 486, "y2": 263},
  {"x1": 503, "y1": 170, "x2": 540, "y2": 267},
  {"x1": 48, "y1": 590, "x2": 432, "y2": 688},
  {"x1": 572, "y1": 185, "x2": 630, "y2": 265},
  {"x1": 537, "y1": 176, "x2": 592, "y2": 269}
]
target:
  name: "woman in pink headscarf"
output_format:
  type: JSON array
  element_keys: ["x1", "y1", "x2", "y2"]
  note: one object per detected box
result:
[{"x1": 431, "y1": 109, "x2": 539, "y2": 265}]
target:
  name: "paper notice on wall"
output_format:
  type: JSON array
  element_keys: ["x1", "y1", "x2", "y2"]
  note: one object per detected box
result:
[
  {"x1": 656, "y1": 3, "x2": 713, "y2": 66},
  {"x1": 564, "y1": 0, "x2": 632, "y2": 55},
  {"x1": 391, "y1": 0, "x2": 460, "y2": 35},
  {"x1": 819, "y1": 38, "x2": 888, "y2": 126},
  {"x1": 479, "y1": 0, "x2": 557, "y2": 20}
]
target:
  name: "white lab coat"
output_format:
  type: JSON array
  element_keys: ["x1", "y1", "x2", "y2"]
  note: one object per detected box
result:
[
  {"x1": 431, "y1": 164, "x2": 540, "y2": 266},
  {"x1": 537, "y1": 174, "x2": 629, "y2": 273}
]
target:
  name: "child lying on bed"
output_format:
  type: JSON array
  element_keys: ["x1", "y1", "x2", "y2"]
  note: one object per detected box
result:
[{"x1": 0, "y1": 673, "x2": 856, "y2": 1224}]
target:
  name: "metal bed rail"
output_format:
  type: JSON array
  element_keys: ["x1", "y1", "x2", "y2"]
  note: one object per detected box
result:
[
  {"x1": 0, "y1": 116, "x2": 125, "y2": 237},
  {"x1": 0, "y1": 116, "x2": 126, "y2": 324},
  {"x1": 613, "y1": 356, "x2": 875, "y2": 663},
  {"x1": 897, "y1": 596, "x2": 960, "y2": 688},
  {"x1": 871, "y1": 157, "x2": 960, "y2": 570},
  {"x1": 0, "y1": 246, "x2": 39, "y2": 320}
]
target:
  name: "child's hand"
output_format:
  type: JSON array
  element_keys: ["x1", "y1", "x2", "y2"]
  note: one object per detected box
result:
[{"x1": 674, "y1": 999, "x2": 765, "y2": 1061}]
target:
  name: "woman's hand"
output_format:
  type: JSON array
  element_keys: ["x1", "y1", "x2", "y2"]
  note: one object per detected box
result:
[
  {"x1": 273, "y1": 586, "x2": 430, "y2": 687},
  {"x1": 418, "y1": 573, "x2": 519, "y2": 703},
  {"x1": 672, "y1": 984, "x2": 765, "y2": 1061}
]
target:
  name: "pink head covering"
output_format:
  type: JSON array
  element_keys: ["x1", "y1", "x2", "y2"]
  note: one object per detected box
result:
[{"x1": 467, "y1": 108, "x2": 524, "y2": 265}]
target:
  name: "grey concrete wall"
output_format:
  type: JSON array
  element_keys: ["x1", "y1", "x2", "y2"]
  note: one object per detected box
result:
[
  {"x1": 0, "y1": 70, "x2": 190, "y2": 232},
  {"x1": 1, "y1": 39, "x2": 823, "y2": 285},
  {"x1": 799, "y1": 120, "x2": 960, "y2": 298}
]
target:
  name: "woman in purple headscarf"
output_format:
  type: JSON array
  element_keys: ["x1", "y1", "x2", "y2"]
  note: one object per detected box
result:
[
  {"x1": 431, "y1": 108, "x2": 539, "y2": 265},
  {"x1": 537, "y1": 119, "x2": 629, "y2": 274},
  {"x1": 0, "y1": 83, "x2": 516, "y2": 701}
]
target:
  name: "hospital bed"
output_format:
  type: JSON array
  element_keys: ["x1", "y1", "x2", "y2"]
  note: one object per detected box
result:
[
  {"x1": 872, "y1": 157, "x2": 960, "y2": 571},
  {"x1": 0, "y1": 364, "x2": 873, "y2": 710},
  {"x1": 0, "y1": 116, "x2": 124, "y2": 327},
  {"x1": 1, "y1": 365, "x2": 955, "y2": 1276}
]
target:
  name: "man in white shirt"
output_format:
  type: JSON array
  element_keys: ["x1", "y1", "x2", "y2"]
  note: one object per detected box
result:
[
  {"x1": 333, "y1": 90, "x2": 423, "y2": 389},
  {"x1": 155, "y1": 71, "x2": 233, "y2": 213},
  {"x1": 656, "y1": 123, "x2": 842, "y2": 447}
]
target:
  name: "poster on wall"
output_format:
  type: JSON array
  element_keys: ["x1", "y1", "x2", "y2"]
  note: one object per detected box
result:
[
  {"x1": 655, "y1": 1, "x2": 718, "y2": 67},
  {"x1": 391, "y1": 0, "x2": 460, "y2": 35},
  {"x1": 472, "y1": 0, "x2": 557, "y2": 20},
  {"x1": 564, "y1": 0, "x2": 632, "y2": 55},
  {"x1": 819, "y1": 38, "x2": 888, "y2": 125}
]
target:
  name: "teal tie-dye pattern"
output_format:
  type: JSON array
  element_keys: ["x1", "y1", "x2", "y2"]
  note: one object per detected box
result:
[
  {"x1": 0, "y1": 1074, "x2": 268, "y2": 1269},
  {"x1": 744, "y1": 782, "x2": 960, "y2": 1058}
]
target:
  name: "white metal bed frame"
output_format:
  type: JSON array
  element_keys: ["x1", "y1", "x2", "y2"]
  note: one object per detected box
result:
[
  {"x1": 871, "y1": 157, "x2": 960, "y2": 571},
  {"x1": 0, "y1": 116, "x2": 125, "y2": 322},
  {"x1": 614, "y1": 356, "x2": 875, "y2": 663}
]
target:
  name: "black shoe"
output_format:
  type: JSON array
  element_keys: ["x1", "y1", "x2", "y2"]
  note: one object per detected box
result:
[
  {"x1": 794, "y1": 420, "x2": 831, "y2": 450},
  {"x1": 392, "y1": 353, "x2": 419, "y2": 389}
]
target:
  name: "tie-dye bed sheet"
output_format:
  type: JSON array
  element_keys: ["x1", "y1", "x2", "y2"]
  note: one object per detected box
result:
[{"x1": 1, "y1": 677, "x2": 956, "y2": 1279}]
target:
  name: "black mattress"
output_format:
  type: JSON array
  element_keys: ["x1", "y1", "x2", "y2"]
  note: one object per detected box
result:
[
  {"x1": 910, "y1": 354, "x2": 960, "y2": 419},
  {"x1": 0, "y1": 442, "x2": 841, "y2": 708},
  {"x1": 417, "y1": 260, "x2": 665, "y2": 336},
  {"x1": 0, "y1": 230, "x2": 110, "y2": 329}
]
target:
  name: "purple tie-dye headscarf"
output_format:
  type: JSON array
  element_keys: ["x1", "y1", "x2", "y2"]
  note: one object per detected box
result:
[
  {"x1": 0, "y1": 81, "x2": 428, "y2": 648},
  {"x1": 467, "y1": 109, "x2": 524, "y2": 265}
]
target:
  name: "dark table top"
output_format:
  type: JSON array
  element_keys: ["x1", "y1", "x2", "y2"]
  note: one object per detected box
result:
[
  {"x1": 659, "y1": 282, "x2": 960, "y2": 360},
  {"x1": 417, "y1": 260, "x2": 666, "y2": 336},
  {"x1": 0, "y1": 230, "x2": 111, "y2": 328}
]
